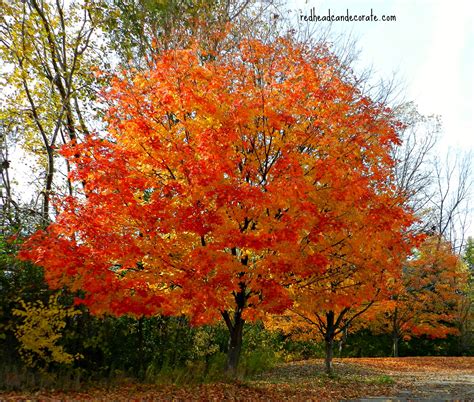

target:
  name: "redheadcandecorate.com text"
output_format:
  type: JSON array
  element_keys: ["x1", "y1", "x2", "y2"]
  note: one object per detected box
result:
[{"x1": 300, "y1": 8, "x2": 397, "y2": 22}]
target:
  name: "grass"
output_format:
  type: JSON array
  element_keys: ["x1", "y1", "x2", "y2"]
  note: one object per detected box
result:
[{"x1": 371, "y1": 374, "x2": 395, "y2": 385}]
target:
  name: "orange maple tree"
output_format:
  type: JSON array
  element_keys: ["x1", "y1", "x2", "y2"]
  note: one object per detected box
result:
[
  {"x1": 366, "y1": 234, "x2": 468, "y2": 356},
  {"x1": 265, "y1": 175, "x2": 416, "y2": 374},
  {"x1": 20, "y1": 37, "x2": 413, "y2": 373}
]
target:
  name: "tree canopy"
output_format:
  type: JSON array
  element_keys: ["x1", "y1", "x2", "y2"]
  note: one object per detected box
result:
[{"x1": 19, "y1": 37, "x2": 417, "y2": 372}]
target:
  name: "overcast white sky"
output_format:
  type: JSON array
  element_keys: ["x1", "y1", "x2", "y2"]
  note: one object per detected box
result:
[
  {"x1": 286, "y1": 0, "x2": 474, "y2": 238},
  {"x1": 287, "y1": 0, "x2": 473, "y2": 151}
]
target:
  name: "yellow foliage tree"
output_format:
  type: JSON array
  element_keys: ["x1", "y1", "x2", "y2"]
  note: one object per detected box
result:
[{"x1": 12, "y1": 294, "x2": 82, "y2": 370}]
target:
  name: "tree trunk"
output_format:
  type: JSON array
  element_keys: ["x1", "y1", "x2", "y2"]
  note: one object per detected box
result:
[
  {"x1": 226, "y1": 313, "x2": 244, "y2": 375},
  {"x1": 324, "y1": 311, "x2": 335, "y2": 375},
  {"x1": 338, "y1": 325, "x2": 348, "y2": 356},
  {"x1": 325, "y1": 336, "x2": 334, "y2": 375},
  {"x1": 221, "y1": 286, "x2": 247, "y2": 376},
  {"x1": 392, "y1": 332, "x2": 399, "y2": 357},
  {"x1": 392, "y1": 307, "x2": 399, "y2": 357},
  {"x1": 42, "y1": 149, "x2": 54, "y2": 226}
]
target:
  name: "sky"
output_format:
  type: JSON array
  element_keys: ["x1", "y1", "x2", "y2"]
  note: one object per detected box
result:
[
  {"x1": 285, "y1": 0, "x2": 474, "y2": 238},
  {"x1": 286, "y1": 0, "x2": 474, "y2": 151}
]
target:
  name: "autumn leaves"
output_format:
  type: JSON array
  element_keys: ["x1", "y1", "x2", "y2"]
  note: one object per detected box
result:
[{"x1": 19, "y1": 38, "x2": 454, "y2": 374}]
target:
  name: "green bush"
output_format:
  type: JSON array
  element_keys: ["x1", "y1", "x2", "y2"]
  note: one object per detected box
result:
[{"x1": 281, "y1": 338, "x2": 324, "y2": 361}]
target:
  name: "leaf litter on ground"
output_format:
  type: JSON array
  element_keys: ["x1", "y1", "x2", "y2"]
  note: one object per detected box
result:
[{"x1": 1, "y1": 357, "x2": 472, "y2": 401}]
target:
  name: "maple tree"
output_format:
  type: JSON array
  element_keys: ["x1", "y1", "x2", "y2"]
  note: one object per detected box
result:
[
  {"x1": 20, "y1": 37, "x2": 413, "y2": 374},
  {"x1": 366, "y1": 235, "x2": 468, "y2": 357},
  {"x1": 265, "y1": 183, "x2": 415, "y2": 374}
]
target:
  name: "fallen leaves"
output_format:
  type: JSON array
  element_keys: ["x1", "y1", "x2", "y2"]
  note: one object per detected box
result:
[
  {"x1": 343, "y1": 356, "x2": 474, "y2": 373},
  {"x1": 1, "y1": 357, "x2": 472, "y2": 401}
]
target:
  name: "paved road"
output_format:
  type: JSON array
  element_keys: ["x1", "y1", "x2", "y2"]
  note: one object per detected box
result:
[{"x1": 350, "y1": 373, "x2": 474, "y2": 401}]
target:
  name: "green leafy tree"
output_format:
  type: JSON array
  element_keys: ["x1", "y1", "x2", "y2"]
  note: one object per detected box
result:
[
  {"x1": 457, "y1": 237, "x2": 474, "y2": 354},
  {"x1": 464, "y1": 237, "x2": 474, "y2": 271},
  {"x1": 95, "y1": 0, "x2": 284, "y2": 69}
]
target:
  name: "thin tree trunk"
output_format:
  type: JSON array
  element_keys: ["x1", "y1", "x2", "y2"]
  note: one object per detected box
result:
[
  {"x1": 42, "y1": 149, "x2": 54, "y2": 225},
  {"x1": 324, "y1": 311, "x2": 335, "y2": 375},
  {"x1": 392, "y1": 332, "x2": 399, "y2": 357},
  {"x1": 325, "y1": 337, "x2": 334, "y2": 375},
  {"x1": 338, "y1": 325, "x2": 348, "y2": 355},
  {"x1": 392, "y1": 307, "x2": 400, "y2": 357}
]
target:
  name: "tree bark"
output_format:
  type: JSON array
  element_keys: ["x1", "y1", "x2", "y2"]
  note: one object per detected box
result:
[
  {"x1": 325, "y1": 336, "x2": 334, "y2": 375},
  {"x1": 226, "y1": 312, "x2": 244, "y2": 375},
  {"x1": 392, "y1": 332, "x2": 399, "y2": 357},
  {"x1": 222, "y1": 286, "x2": 247, "y2": 376},
  {"x1": 392, "y1": 307, "x2": 400, "y2": 357},
  {"x1": 42, "y1": 149, "x2": 54, "y2": 225},
  {"x1": 324, "y1": 311, "x2": 335, "y2": 375}
]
